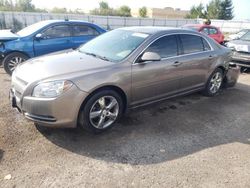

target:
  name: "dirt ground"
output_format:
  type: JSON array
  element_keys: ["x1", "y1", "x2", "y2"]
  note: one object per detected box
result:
[{"x1": 0, "y1": 67, "x2": 250, "y2": 188}]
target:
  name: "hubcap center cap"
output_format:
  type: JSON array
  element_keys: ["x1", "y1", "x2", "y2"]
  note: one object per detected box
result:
[{"x1": 102, "y1": 109, "x2": 108, "y2": 116}]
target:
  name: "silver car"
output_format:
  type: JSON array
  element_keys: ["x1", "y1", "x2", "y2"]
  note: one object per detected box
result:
[
  {"x1": 226, "y1": 30, "x2": 250, "y2": 68},
  {"x1": 10, "y1": 27, "x2": 236, "y2": 133}
]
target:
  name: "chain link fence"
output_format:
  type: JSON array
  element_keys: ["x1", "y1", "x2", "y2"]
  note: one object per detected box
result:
[{"x1": 0, "y1": 11, "x2": 249, "y2": 33}]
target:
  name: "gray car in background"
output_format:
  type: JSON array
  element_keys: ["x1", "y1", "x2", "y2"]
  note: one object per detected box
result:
[
  {"x1": 226, "y1": 30, "x2": 250, "y2": 68},
  {"x1": 10, "y1": 27, "x2": 237, "y2": 133}
]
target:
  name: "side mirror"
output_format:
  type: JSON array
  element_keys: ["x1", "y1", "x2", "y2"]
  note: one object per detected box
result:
[
  {"x1": 35, "y1": 33, "x2": 43, "y2": 40},
  {"x1": 140, "y1": 52, "x2": 161, "y2": 62}
]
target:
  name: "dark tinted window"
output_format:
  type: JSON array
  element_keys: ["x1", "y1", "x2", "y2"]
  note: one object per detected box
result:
[
  {"x1": 72, "y1": 25, "x2": 99, "y2": 36},
  {"x1": 209, "y1": 28, "x2": 218, "y2": 34},
  {"x1": 145, "y1": 35, "x2": 178, "y2": 58},
  {"x1": 42, "y1": 25, "x2": 71, "y2": 39},
  {"x1": 180, "y1": 34, "x2": 204, "y2": 54},
  {"x1": 202, "y1": 38, "x2": 211, "y2": 51}
]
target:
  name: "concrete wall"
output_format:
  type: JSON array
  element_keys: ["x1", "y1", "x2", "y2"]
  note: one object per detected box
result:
[{"x1": 0, "y1": 11, "x2": 249, "y2": 33}]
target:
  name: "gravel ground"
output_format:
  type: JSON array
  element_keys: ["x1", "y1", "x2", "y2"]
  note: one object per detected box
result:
[{"x1": 0, "y1": 67, "x2": 250, "y2": 188}]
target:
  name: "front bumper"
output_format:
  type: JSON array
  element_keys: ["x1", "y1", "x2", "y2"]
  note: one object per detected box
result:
[
  {"x1": 10, "y1": 85, "x2": 88, "y2": 128},
  {"x1": 231, "y1": 51, "x2": 250, "y2": 67}
]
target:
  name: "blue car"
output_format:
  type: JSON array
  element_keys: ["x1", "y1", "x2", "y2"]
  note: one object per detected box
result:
[{"x1": 0, "y1": 20, "x2": 106, "y2": 74}]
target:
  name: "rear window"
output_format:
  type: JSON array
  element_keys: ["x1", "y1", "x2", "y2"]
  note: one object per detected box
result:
[
  {"x1": 180, "y1": 34, "x2": 204, "y2": 54},
  {"x1": 72, "y1": 25, "x2": 99, "y2": 36}
]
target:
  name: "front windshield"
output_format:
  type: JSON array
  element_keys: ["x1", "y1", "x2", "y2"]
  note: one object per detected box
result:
[
  {"x1": 240, "y1": 31, "x2": 250, "y2": 41},
  {"x1": 79, "y1": 29, "x2": 149, "y2": 62},
  {"x1": 17, "y1": 21, "x2": 51, "y2": 37}
]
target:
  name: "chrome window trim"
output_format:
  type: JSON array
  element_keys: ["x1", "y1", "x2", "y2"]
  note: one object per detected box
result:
[{"x1": 133, "y1": 32, "x2": 214, "y2": 65}]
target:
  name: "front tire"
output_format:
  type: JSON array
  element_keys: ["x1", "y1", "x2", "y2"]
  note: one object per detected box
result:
[
  {"x1": 78, "y1": 90, "x2": 124, "y2": 133},
  {"x1": 3, "y1": 52, "x2": 28, "y2": 75},
  {"x1": 203, "y1": 68, "x2": 223, "y2": 96}
]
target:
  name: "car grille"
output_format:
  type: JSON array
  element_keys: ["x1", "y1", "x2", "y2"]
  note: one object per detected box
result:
[{"x1": 233, "y1": 51, "x2": 250, "y2": 59}]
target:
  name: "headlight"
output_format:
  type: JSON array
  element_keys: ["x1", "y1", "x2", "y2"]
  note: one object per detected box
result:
[{"x1": 32, "y1": 80, "x2": 73, "y2": 98}]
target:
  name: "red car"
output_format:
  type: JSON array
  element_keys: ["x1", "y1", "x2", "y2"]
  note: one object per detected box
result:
[{"x1": 183, "y1": 24, "x2": 225, "y2": 44}]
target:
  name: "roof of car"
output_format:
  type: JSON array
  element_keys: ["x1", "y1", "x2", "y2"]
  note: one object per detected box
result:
[
  {"x1": 37, "y1": 19, "x2": 94, "y2": 25},
  {"x1": 184, "y1": 24, "x2": 218, "y2": 29},
  {"x1": 118, "y1": 26, "x2": 197, "y2": 35}
]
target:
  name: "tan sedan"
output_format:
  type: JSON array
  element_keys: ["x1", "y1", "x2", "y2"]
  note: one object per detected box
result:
[{"x1": 10, "y1": 27, "x2": 238, "y2": 133}]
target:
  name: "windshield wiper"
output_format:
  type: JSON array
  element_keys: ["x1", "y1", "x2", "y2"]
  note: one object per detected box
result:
[{"x1": 83, "y1": 52, "x2": 111, "y2": 62}]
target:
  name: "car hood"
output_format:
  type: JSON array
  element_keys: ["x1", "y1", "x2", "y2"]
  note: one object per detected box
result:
[
  {"x1": 0, "y1": 29, "x2": 19, "y2": 41},
  {"x1": 227, "y1": 40, "x2": 250, "y2": 53},
  {"x1": 14, "y1": 50, "x2": 115, "y2": 83}
]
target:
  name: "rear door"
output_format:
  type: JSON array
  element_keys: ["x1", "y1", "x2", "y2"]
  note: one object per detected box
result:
[
  {"x1": 177, "y1": 34, "x2": 215, "y2": 91},
  {"x1": 131, "y1": 35, "x2": 182, "y2": 105},
  {"x1": 71, "y1": 25, "x2": 100, "y2": 49},
  {"x1": 34, "y1": 24, "x2": 72, "y2": 56}
]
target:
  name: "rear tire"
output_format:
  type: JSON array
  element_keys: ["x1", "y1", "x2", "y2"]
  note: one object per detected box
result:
[
  {"x1": 203, "y1": 68, "x2": 223, "y2": 97},
  {"x1": 3, "y1": 52, "x2": 28, "y2": 75},
  {"x1": 78, "y1": 90, "x2": 124, "y2": 134}
]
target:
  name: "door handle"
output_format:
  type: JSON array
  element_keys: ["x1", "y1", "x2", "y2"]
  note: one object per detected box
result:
[
  {"x1": 172, "y1": 61, "x2": 182, "y2": 67},
  {"x1": 208, "y1": 55, "x2": 214, "y2": 60}
]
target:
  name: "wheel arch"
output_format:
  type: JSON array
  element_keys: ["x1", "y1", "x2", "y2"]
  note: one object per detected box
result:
[
  {"x1": 4, "y1": 50, "x2": 31, "y2": 59},
  {"x1": 78, "y1": 85, "x2": 128, "y2": 116}
]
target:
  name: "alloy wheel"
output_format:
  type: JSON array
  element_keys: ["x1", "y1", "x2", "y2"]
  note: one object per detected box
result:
[
  {"x1": 8, "y1": 56, "x2": 25, "y2": 72},
  {"x1": 209, "y1": 72, "x2": 222, "y2": 94},
  {"x1": 89, "y1": 96, "x2": 119, "y2": 129}
]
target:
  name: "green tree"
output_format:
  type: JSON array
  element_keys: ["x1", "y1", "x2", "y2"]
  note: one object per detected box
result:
[
  {"x1": 0, "y1": 0, "x2": 14, "y2": 11},
  {"x1": 117, "y1": 5, "x2": 131, "y2": 17},
  {"x1": 15, "y1": 0, "x2": 35, "y2": 12},
  {"x1": 50, "y1": 7, "x2": 68, "y2": 14},
  {"x1": 139, "y1": 6, "x2": 147, "y2": 18},
  {"x1": 99, "y1": 1, "x2": 109, "y2": 10},
  {"x1": 218, "y1": 0, "x2": 234, "y2": 20},
  {"x1": 206, "y1": 0, "x2": 221, "y2": 19},
  {"x1": 186, "y1": 0, "x2": 234, "y2": 20},
  {"x1": 90, "y1": 1, "x2": 114, "y2": 16},
  {"x1": 186, "y1": 3, "x2": 206, "y2": 19}
]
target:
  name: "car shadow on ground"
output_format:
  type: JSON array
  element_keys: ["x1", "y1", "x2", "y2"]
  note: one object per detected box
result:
[{"x1": 37, "y1": 86, "x2": 250, "y2": 165}]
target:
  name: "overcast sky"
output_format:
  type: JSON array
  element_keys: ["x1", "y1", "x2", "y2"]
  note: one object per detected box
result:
[{"x1": 32, "y1": 0, "x2": 250, "y2": 20}]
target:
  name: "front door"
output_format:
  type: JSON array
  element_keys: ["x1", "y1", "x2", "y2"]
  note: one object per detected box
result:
[
  {"x1": 34, "y1": 24, "x2": 72, "y2": 56},
  {"x1": 131, "y1": 35, "x2": 182, "y2": 105}
]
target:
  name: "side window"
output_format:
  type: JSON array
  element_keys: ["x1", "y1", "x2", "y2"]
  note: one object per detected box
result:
[
  {"x1": 42, "y1": 25, "x2": 71, "y2": 39},
  {"x1": 201, "y1": 27, "x2": 209, "y2": 34},
  {"x1": 145, "y1": 35, "x2": 178, "y2": 58},
  {"x1": 202, "y1": 38, "x2": 211, "y2": 51},
  {"x1": 72, "y1": 25, "x2": 99, "y2": 36},
  {"x1": 209, "y1": 28, "x2": 218, "y2": 35},
  {"x1": 180, "y1": 34, "x2": 204, "y2": 54}
]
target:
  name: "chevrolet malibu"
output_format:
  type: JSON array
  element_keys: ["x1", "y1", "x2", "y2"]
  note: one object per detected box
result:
[{"x1": 10, "y1": 27, "x2": 236, "y2": 133}]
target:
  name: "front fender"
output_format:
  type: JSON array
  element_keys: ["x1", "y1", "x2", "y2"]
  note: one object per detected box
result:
[{"x1": 3, "y1": 38, "x2": 34, "y2": 58}]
